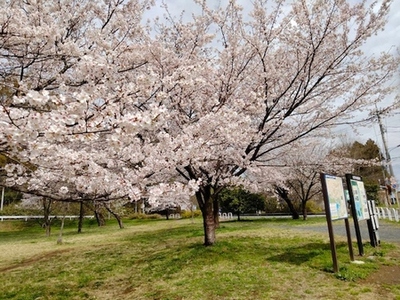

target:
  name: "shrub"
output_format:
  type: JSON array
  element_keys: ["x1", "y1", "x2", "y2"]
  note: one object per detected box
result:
[
  {"x1": 0, "y1": 204, "x2": 42, "y2": 216},
  {"x1": 306, "y1": 200, "x2": 323, "y2": 214},
  {"x1": 180, "y1": 210, "x2": 202, "y2": 219},
  {"x1": 128, "y1": 213, "x2": 162, "y2": 220}
]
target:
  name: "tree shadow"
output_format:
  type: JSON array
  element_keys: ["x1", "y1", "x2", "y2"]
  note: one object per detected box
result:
[{"x1": 267, "y1": 242, "x2": 347, "y2": 266}]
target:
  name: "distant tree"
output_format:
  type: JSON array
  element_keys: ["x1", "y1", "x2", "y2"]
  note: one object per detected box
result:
[
  {"x1": 280, "y1": 172, "x2": 321, "y2": 220},
  {"x1": 0, "y1": 154, "x2": 23, "y2": 206},
  {"x1": 20, "y1": 195, "x2": 59, "y2": 236},
  {"x1": 336, "y1": 139, "x2": 385, "y2": 200},
  {"x1": 0, "y1": 188, "x2": 23, "y2": 207},
  {"x1": 272, "y1": 139, "x2": 354, "y2": 220},
  {"x1": 148, "y1": 205, "x2": 181, "y2": 220},
  {"x1": 219, "y1": 187, "x2": 266, "y2": 221},
  {"x1": 274, "y1": 185, "x2": 300, "y2": 219}
]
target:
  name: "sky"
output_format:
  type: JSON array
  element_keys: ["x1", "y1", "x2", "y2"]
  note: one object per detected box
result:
[
  {"x1": 343, "y1": 0, "x2": 400, "y2": 186},
  {"x1": 146, "y1": 0, "x2": 400, "y2": 185}
]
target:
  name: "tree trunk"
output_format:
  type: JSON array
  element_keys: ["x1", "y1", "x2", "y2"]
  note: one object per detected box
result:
[
  {"x1": 78, "y1": 201, "x2": 84, "y2": 233},
  {"x1": 285, "y1": 197, "x2": 299, "y2": 220},
  {"x1": 202, "y1": 198, "x2": 216, "y2": 246},
  {"x1": 275, "y1": 186, "x2": 299, "y2": 220},
  {"x1": 42, "y1": 198, "x2": 52, "y2": 236},
  {"x1": 94, "y1": 202, "x2": 106, "y2": 226},
  {"x1": 196, "y1": 186, "x2": 216, "y2": 246},
  {"x1": 104, "y1": 203, "x2": 124, "y2": 229},
  {"x1": 95, "y1": 211, "x2": 106, "y2": 226},
  {"x1": 302, "y1": 201, "x2": 307, "y2": 220}
]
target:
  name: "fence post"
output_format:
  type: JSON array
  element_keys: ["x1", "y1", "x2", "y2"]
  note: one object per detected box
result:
[
  {"x1": 386, "y1": 208, "x2": 392, "y2": 221},
  {"x1": 392, "y1": 208, "x2": 399, "y2": 222}
]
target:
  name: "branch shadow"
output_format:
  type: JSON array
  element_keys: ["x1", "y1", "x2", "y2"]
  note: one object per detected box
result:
[{"x1": 266, "y1": 242, "x2": 348, "y2": 266}]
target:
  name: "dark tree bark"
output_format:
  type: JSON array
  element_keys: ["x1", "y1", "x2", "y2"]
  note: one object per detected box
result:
[
  {"x1": 301, "y1": 202, "x2": 307, "y2": 220},
  {"x1": 178, "y1": 165, "x2": 223, "y2": 246},
  {"x1": 275, "y1": 186, "x2": 300, "y2": 220},
  {"x1": 78, "y1": 201, "x2": 84, "y2": 233},
  {"x1": 195, "y1": 185, "x2": 216, "y2": 246},
  {"x1": 286, "y1": 173, "x2": 321, "y2": 221},
  {"x1": 42, "y1": 198, "x2": 53, "y2": 236},
  {"x1": 104, "y1": 203, "x2": 124, "y2": 229},
  {"x1": 94, "y1": 202, "x2": 106, "y2": 226}
]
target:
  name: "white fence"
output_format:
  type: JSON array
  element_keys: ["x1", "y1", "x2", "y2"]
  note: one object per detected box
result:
[
  {"x1": 375, "y1": 207, "x2": 400, "y2": 222},
  {"x1": 0, "y1": 215, "x2": 94, "y2": 221},
  {"x1": 219, "y1": 212, "x2": 233, "y2": 219},
  {"x1": 168, "y1": 213, "x2": 181, "y2": 219}
]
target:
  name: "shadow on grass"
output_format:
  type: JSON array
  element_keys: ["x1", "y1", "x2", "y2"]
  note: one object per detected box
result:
[
  {"x1": 267, "y1": 242, "x2": 333, "y2": 265},
  {"x1": 265, "y1": 241, "x2": 360, "y2": 276},
  {"x1": 124, "y1": 223, "x2": 205, "y2": 245}
]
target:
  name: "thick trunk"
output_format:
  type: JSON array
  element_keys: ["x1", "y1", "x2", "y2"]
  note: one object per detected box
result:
[
  {"x1": 302, "y1": 201, "x2": 307, "y2": 220},
  {"x1": 275, "y1": 186, "x2": 299, "y2": 220},
  {"x1": 202, "y1": 198, "x2": 216, "y2": 246},
  {"x1": 180, "y1": 165, "x2": 220, "y2": 245},
  {"x1": 45, "y1": 221, "x2": 51, "y2": 236},
  {"x1": 285, "y1": 198, "x2": 300, "y2": 220},
  {"x1": 78, "y1": 201, "x2": 84, "y2": 233},
  {"x1": 95, "y1": 212, "x2": 106, "y2": 226},
  {"x1": 196, "y1": 186, "x2": 216, "y2": 246}
]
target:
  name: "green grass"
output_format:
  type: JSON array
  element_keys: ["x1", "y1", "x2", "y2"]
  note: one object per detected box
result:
[{"x1": 0, "y1": 217, "x2": 399, "y2": 299}]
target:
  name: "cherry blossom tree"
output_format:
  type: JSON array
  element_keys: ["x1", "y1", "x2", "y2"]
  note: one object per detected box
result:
[
  {"x1": 1, "y1": 0, "x2": 399, "y2": 246},
  {"x1": 0, "y1": 0, "x2": 162, "y2": 230},
  {"x1": 0, "y1": 0, "x2": 157, "y2": 201},
  {"x1": 271, "y1": 138, "x2": 356, "y2": 220},
  {"x1": 142, "y1": 0, "x2": 398, "y2": 245}
]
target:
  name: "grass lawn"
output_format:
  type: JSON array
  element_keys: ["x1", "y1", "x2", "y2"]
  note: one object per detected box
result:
[{"x1": 0, "y1": 217, "x2": 399, "y2": 300}]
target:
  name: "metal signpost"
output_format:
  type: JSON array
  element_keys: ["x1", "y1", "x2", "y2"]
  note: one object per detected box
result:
[
  {"x1": 366, "y1": 200, "x2": 380, "y2": 247},
  {"x1": 345, "y1": 174, "x2": 370, "y2": 256}
]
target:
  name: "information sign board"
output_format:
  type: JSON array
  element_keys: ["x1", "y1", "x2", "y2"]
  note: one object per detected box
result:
[
  {"x1": 323, "y1": 174, "x2": 348, "y2": 221},
  {"x1": 320, "y1": 173, "x2": 354, "y2": 273},
  {"x1": 349, "y1": 177, "x2": 370, "y2": 221}
]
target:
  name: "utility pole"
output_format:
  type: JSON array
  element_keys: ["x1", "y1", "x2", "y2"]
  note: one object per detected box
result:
[
  {"x1": 376, "y1": 109, "x2": 398, "y2": 205},
  {"x1": 377, "y1": 111, "x2": 394, "y2": 176}
]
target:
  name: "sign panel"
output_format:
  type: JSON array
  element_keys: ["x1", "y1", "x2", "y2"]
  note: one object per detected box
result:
[
  {"x1": 349, "y1": 178, "x2": 370, "y2": 221},
  {"x1": 320, "y1": 173, "x2": 354, "y2": 273},
  {"x1": 323, "y1": 174, "x2": 348, "y2": 220}
]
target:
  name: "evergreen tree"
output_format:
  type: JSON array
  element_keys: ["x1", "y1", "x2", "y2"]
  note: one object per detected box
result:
[{"x1": 345, "y1": 139, "x2": 386, "y2": 200}]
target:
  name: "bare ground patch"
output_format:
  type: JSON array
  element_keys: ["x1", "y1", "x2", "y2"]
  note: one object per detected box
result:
[
  {"x1": 0, "y1": 249, "x2": 72, "y2": 273},
  {"x1": 363, "y1": 264, "x2": 400, "y2": 285}
]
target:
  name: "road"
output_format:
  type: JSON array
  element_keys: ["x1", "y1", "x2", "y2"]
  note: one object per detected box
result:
[{"x1": 294, "y1": 218, "x2": 400, "y2": 245}]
